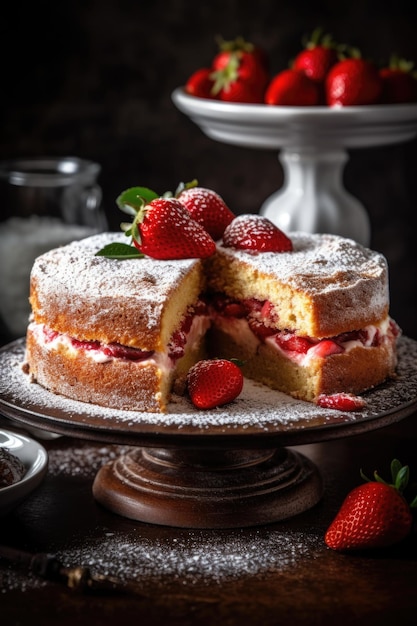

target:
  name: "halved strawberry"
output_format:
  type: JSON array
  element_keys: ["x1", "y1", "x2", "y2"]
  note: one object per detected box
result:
[
  {"x1": 222, "y1": 214, "x2": 293, "y2": 253},
  {"x1": 187, "y1": 358, "x2": 244, "y2": 409},
  {"x1": 248, "y1": 318, "x2": 277, "y2": 341},
  {"x1": 310, "y1": 339, "x2": 344, "y2": 357},
  {"x1": 317, "y1": 392, "x2": 366, "y2": 411},
  {"x1": 274, "y1": 332, "x2": 315, "y2": 354},
  {"x1": 102, "y1": 343, "x2": 154, "y2": 361},
  {"x1": 176, "y1": 180, "x2": 235, "y2": 240}
]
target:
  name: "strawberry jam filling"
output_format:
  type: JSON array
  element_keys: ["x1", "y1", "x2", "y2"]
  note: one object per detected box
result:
[
  {"x1": 167, "y1": 299, "x2": 209, "y2": 360},
  {"x1": 42, "y1": 326, "x2": 155, "y2": 362},
  {"x1": 40, "y1": 299, "x2": 210, "y2": 364},
  {"x1": 210, "y1": 293, "x2": 400, "y2": 359}
]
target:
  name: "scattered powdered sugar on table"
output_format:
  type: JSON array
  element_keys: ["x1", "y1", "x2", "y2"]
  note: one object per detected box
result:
[
  {"x1": 0, "y1": 526, "x2": 320, "y2": 593},
  {"x1": 54, "y1": 528, "x2": 320, "y2": 589},
  {"x1": 1, "y1": 337, "x2": 417, "y2": 435},
  {"x1": 47, "y1": 441, "x2": 134, "y2": 477}
]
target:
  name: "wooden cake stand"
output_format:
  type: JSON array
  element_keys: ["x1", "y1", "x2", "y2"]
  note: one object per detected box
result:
[{"x1": 1, "y1": 338, "x2": 417, "y2": 528}]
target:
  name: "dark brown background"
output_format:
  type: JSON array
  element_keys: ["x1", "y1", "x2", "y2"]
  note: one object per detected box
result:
[{"x1": 1, "y1": 0, "x2": 416, "y2": 339}]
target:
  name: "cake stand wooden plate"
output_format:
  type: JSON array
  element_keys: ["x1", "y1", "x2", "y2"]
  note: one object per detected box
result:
[{"x1": 1, "y1": 337, "x2": 417, "y2": 528}]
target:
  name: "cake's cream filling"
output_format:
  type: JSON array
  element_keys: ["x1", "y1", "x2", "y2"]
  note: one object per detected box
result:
[
  {"x1": 213, "y1": 314, "x2": 396, "y2": 366},
  {"x1": 30, "y1": 312, "x2": 210, "y2": 374}
]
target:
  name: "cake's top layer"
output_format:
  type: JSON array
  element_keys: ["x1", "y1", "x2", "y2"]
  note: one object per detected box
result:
[
  {"x1": 207, "y1": 232, "x2": 389, "y2": 337},
  {"x1": 29, "y1": 232, "x2": 205, "y2": 349},
  {"x1": 218, "y1": 232, "x2": 387, "y2": 292},
  {"x1": 29, "y1": 230, "x2": 391, "y2": 346}
]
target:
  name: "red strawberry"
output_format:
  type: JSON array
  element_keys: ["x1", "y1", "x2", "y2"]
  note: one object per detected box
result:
[
  {"x1": 326, "y1": 56, "x2": 383, "y2": 106},
  {"x1": 176, "y1": 181, "x2": 235, "y2": 240},
  {"x1": 102, "y1": 343, "x2": 153, "y2": 361},
  {"x1": 185, "y1": 68, "x2": 217, "y2": 99},
  {"x1": 325, "y1": 460, "x2": 416, "y2": 551},
  {"x1": 134, "y1": 198, "x2": 216, "y2": 260},
  {"x1": 275, "y1": 332, "x2": 315, "y2": 354},
  {"x1": 210, "y1": 36, "x2": 269, "y2": 104},
  {"x1": 293, "y1": 28, "x2": 339, "y2": 84},
  {"x1": 248, "y1": 318, "x2": 277, "y2": 340},
  {"x1": 316, "y1": 392, "x2": 366, "y2": 411},
  {"x1": 115, "y1": 187, "x2": 216, "y2": 260},
  {"x1": 310, "y1": 339, "x2": 344, "y2": 358},
  {"x1": 211, "y1": 36, "x2": 269, "y2": 73},
  {"x1": 187, "y1": 358, "x2": 244, "y2": 409},
  {"x1": 379, "y1": 56, "x2": 417, "y2": 104},
  {"x1": 265, "y1": 69, "x2": 321, "y2": 106},
  {"x1": 222, "y1": 214, "x2": 293, "y2": 252}
]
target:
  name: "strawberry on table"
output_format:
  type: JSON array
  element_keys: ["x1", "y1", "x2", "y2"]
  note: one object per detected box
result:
[
  {"x1": 222, "y1": 214, "x2": 293, "y2": 253},
  {"x1": 265, "y1": 69, "x2": 321, "y2": 106},
  {"x1": 379, "y1": 56, "x2": 417, "y2": 104},
  {"x1": 187, "y1": 358, "x2": 244, "y2": 409},
  {"x1": 175, "y1": 180, "x2": 235, "y2": 240},
  {"x1": 325, "y1": 459, "x2": 417, "y2": 551},
  {"x1": 325, "y1": 54, "x2": 383, "y2": 106}
]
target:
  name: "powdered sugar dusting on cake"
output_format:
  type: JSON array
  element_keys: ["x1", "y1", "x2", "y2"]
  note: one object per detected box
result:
[
  {"x1": 219, "y1": 231, "x2": 388, "y2": 300},
  {"x1": 30, "y1": 232, "x2": 200, "y2": 329},
  {"x1": 1, "y1": 338, "x2": 416, "y2": 434}
]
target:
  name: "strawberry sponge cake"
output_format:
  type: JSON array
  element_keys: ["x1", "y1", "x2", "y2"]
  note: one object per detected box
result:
[{"x1": 23, "y1": 186, "x2": 400, "y2": 413}]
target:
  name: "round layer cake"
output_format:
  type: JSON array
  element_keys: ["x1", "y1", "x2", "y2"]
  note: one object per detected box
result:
[{"x1": 24, "y1": 230, "x2": 400, "y2": 412}]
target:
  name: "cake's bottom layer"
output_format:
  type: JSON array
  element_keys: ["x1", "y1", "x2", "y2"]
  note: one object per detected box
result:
[
  {"x1": 25, "y1": 326, "x2": 206, "y2": 413},
  {"x1": 208, "y1": 326, "x2": 398, "y2": 402},
  {"x1": 25, "y1": 309, "x2": 399, "y2": 412}
]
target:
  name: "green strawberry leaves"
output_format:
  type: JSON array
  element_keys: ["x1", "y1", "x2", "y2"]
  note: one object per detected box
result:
[
  {"x1": 360, "y1": 459, "x2": 417, "y2": 507},
  {"x1": 174, "y1": 178, "x2": 198, "y2": 197},
  {"x1": 116, "y1": 186, "x2": 159, "y2": 244},
  {"x1": 116, "y1": 186, "x2": 159, "y2": 214},
  {"x1": 95, "y1": 242, "x2": 144, "y2": 259},
  {"x1": 96, "y1": 186, "x2": 159, "y2": 258}
]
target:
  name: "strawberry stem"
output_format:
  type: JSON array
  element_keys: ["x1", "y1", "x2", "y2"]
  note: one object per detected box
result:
[
  {"x1": 215, "y1": 35, "x2": 255, "y2": 54},
  {"x1": 361, "y1": 459, "x2": 411, "y2": 496},
  {"x1": 174, "y1": 179, "x2": 198, "y2": 197},
  {"x1": 210, "y1": 54, "x2": 241, "y2": 94}
]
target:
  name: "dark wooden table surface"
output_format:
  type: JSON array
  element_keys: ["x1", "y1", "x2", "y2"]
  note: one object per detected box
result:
[{"x1": 1, "y1": 410, "x2": 417, "y2": 626}]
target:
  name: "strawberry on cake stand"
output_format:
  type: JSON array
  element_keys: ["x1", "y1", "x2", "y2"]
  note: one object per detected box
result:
[{"x1": 172, "y1": 88, "x2": 417, "y2": 246}]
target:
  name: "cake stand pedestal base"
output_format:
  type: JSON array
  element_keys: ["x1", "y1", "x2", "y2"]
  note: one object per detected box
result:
[
  {"x1": 260, "y1": 148, "x2": 371, "y2": 246},
  {"x1": 92, "y1": 446, "x2": 323, "y2": 528}
]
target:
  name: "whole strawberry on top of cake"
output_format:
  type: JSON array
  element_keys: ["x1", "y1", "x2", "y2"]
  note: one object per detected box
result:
[{"x1": 24, "y1": 182, "x2": 400, "y2": 413}]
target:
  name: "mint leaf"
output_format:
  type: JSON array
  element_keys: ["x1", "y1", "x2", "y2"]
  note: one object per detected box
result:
[{"x1": 95, "y1": 243, "x2": 144, "y2": 259}]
